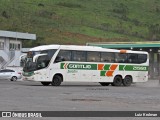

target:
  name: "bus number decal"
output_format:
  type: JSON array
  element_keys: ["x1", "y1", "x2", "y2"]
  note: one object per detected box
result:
[{"x1": 119, "y1": 65, "x2": 148, "y2": 71}]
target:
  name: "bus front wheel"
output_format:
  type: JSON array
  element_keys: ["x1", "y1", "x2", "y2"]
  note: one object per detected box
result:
[
  {"x1": 123, "y1": 76, "x2": 132, "y2": 86},
  {"x1": 51, "y1": 75, "x2": 62, "y2": 86},
  {"x1": 112, "y1": 76, "x2": 122, "y2": 86},
  {"x1": 41, "y1": 82, "x2": 51, "y2": 86},
  {"x1": 99, "y1": 82, "x2": 110, "y2": 86}
]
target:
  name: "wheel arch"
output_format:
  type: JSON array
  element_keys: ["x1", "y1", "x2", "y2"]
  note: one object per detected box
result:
[
  {"x1": 53, "y1": 73, "x2": 63, "y2": 82},
  {"x1": 124, "y1": 75, "x2": 133, "y2": 81},
  {"x1": 114, "y1": 74, "x2": 123, "y2": 79}
]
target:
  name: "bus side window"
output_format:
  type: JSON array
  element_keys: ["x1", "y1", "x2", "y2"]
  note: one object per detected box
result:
[
  {"x1": 87, "y1": 52, "x2": 100, "y2": 62},
  {"x1": 101, "y1": 52, "x2": 115, "y2": 63},
  {"x1": 72, "y1": 51, "x2": 86, "y2": 62},
  {"x1": 55, "y1": 50, "x2": 71, "y2": 63},
  {"x1": 55, "y1": 56, "x2": 65, "y2": 63},
  {"x1": 128, "y1": 54, "x2": 138, "y2": 63},
  {"x1": 115, "y1": 53, "x2": 127, "y2": 63},
  {"x1": 138, "y1": 54, "x2": 147, "y2": 63}
]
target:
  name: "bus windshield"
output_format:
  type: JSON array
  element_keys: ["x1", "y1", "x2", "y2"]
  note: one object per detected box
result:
[{"x1": 23, "y1": 49, "x2": 57, "y2": 72}]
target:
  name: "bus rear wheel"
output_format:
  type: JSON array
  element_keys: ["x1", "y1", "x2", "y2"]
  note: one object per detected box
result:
[
  {"x1": 51, "y1": 75, "x2": 62, "y2": 86},
  {"x1": 123, "y1": 76, "x2": 132, "y2": 86},
  {"x1": 99, "y1": 82, "x2": 110, "y2": 86},
  {"x1": 112, "y1": 76, "x2": 122, "y2": 86},
  {"x1": 41, "y1": 82, "x2": 51, "y2": 86}
]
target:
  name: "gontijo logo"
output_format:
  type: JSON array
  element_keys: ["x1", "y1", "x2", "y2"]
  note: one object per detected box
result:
[
  {"x1": 68, "y1": 64, "x2": 91, "y2": 69},
  {"x1": 61, "y1": 63, "x2": 97, "y2": 70}
]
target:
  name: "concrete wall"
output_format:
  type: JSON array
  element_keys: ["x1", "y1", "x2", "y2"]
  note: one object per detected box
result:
[{"x1": 0, "y1": 37, "x2": 22, "y2": 69}]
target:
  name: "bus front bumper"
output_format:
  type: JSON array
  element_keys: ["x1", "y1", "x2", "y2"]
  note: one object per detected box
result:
[
  {"x1": 22, "y1": 72, "x2": 36, "y2": 81},
  {"x1": 23, "y1": 76, "x2": 35, "y2": 81}
]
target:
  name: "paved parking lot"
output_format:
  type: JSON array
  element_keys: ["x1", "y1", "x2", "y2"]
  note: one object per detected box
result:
[{"x1": 0, "y1": 79, "x2": 160, "y2": 119}]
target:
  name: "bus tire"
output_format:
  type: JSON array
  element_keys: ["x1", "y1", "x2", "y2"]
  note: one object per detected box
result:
[
  {"x1": 123, "y1": 76, "x2": 132, "y2": 86},
  {"x1": 51, "y1": 75, "x2": 62, "y2": 86},
  {"x1": 112, "y1": 76, "x2": 122, "y2": 86},
  {"x1": 41, "y1": 82, "x2": 51, "y2": 86},
  {"x1": 99, "y1": 82, "x2": 110, "y2": 86}
]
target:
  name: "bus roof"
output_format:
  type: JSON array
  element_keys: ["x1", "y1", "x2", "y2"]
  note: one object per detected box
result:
[
  {"x1": 29, "y1": 45, "x2": 60, "y2": 51},
  {"x1": 29, "y1": 44, "x2": 148, "y2": 54}
]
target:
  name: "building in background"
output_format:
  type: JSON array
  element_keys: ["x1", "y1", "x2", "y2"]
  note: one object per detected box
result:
[{"x1": 0, "y1": 30, "x2": 36, "y2": 70}]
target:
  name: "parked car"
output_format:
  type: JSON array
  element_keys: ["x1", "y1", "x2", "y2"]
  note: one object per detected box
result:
[{"x1": 0, "y1": 69, "x2": 22, "y2": 81}]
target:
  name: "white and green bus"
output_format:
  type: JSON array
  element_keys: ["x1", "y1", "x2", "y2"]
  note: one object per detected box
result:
[{"x1": 22, "y1": 45, "x2": 149, "y2": 86}]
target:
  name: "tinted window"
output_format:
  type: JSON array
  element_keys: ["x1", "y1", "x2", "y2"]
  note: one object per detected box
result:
[
  {"x1": 7, "y1": 70, "x2": 14, "y2": 72},
  {"x1": 128, "y1": 54, "x2": 138, "y2": 63},
  {"x1": 0, "y1": 70, "x2": 4, "y2": 73},
  {"x1": 41, "y1": 49, "x2": 57, "y2": 59},
  {"x1": 138, "y1": 54, "x2": 147, "y2": 63},
  {"x1": 101, "y1": 52, "x2": 115, "y2": 63},
  {"x1": 115, "y1": 53, "x2": 127, "y2": 63},
  {"x1": 0, "y1": 70, "x2": 8, "y2": 72},
  {"x1": 18, "y1": 44, "x2": 21, "y2": 50},
  {"x1": 87, "y1": 52, "x2": 100, "y2": 62},
  {"x1": 72, "y1": 51, "x2": 86, "y2": 62},
  {"x1": 55, "y1": 50, "x2": 71, "y2": 62},
  {"x1": 37, "y1": 55, "x2": 50, "y2": 69},
  {"x1": 0, "y1": 69, "x2": 14, "y2": 72}
]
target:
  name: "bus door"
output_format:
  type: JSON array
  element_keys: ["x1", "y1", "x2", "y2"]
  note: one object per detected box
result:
[{"x1": 33, "y1": 54, "x2": 50, "y2": 81}]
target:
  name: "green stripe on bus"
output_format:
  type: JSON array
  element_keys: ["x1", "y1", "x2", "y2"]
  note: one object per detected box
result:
[
  {"x1": 61, "y1": 63, "x2": 148, "y2": 71},
  {"x1": 119, "y1": 65, "x2": 125, "y2": 71},
  {"x1": 119, "y1": 65, "x2": 148, "y2": 71},
  {"x1": 100, "y1": 71, "x2": 106, "y2": 76},
  {"x1": 61, "y1": 63, "x2": 65, "y2": 69},
  {"x1": 103, "y1": 65, "x2": 110, "y2": 70}
]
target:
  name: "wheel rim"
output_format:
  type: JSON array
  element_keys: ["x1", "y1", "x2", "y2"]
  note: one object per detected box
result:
[
  {"x1": 12, "y1": 77, "x2": 17, "y2": 81},
  {"x1": 53, "y1": 77, "x2": 61, "y2": 86},
  {"x1": 114, "y1": 76, "x2": 122, "y2": 86},
  {"x1": 54, "y1": 78, "x2": 59, "y2": 85},
  {"x1": 115, "y1": 78, "x2": 121, "y2": 84},
  {"x1": 125, "y1": 77, "x2": 132, "y2": 85},
  {"x1": 52, "y1": 75, "x2": 62, "y2": 86}
]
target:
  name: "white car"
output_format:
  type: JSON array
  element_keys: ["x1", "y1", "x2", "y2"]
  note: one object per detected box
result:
[{"x1": 0, "y1": 69, "x2": 22, "y2": 81}]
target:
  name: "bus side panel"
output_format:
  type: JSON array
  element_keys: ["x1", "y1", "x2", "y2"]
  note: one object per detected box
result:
[
  {"x1": 98, "y1": 64, "x2": 124, "y2": 83},
  {"x1": 59, "y1": 62, "x2": 92, "y2": 82},
  {"x1": 123, "y1": 71, "x2": 148, "y2": 83},
  {"x1": 49, "y1": 62, "x2": 66, "y2": 82},
  {"x1": 49, "y1": 62, "x2": 92, "y2": 82}
]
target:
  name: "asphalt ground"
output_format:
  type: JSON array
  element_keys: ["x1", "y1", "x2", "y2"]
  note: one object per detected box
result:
[{"x1": 0, "y1": 79, "x2": 159, "y2": 120}]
